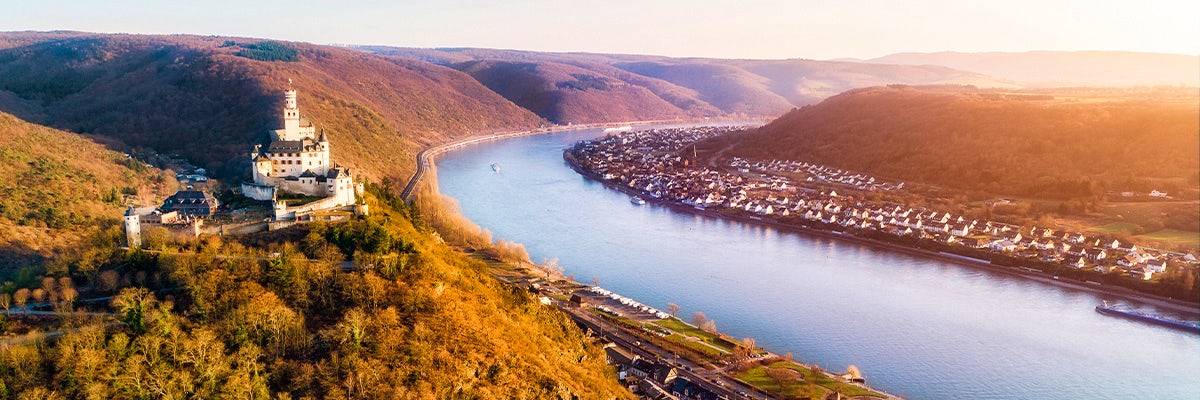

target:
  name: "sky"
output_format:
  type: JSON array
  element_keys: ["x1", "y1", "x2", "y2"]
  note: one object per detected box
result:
[{"x1": 4, "y1": 0, "x2": 1198, "y2": 60}]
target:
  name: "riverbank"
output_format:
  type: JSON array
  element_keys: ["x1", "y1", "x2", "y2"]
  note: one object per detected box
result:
[
  {"x1": 563, "y1": 153, "x2": 1200, "y2": 315},
  {"x1": 401, "y1": 118, "x2": 761, "y2": 200}
]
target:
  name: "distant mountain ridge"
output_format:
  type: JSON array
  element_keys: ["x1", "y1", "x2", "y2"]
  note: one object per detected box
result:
[
  {"x1": 862, "y1": 51, "x2": 1199, "y2": 87},
  {"x1": 363, "y1": 46, "x2": 1016, "y2": 121}
]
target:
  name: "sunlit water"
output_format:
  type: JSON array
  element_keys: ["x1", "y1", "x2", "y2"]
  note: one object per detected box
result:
[{"x1": 435, "y1": 126, "x2": 1200, "y2": 399}]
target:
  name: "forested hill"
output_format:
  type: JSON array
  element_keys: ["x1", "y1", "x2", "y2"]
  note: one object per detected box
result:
[
  {"x1": 363, "y1": 46, "x2": 1015, "y2": 121},
  {"x1": 0, "y1": 186, "x2": 633, "y2": 398},
  {"x1": 0, "y1": 32, "x2": 544, "y2": 181},
  {"x1": 0, "y1": 110, "x2": 167, "y2": 270},
  {"x1": 709, "y1": 86, "x2": 1200, "y2": 199}
]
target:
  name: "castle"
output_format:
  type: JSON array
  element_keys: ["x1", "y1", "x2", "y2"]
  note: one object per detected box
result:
[{"x1": 242, "y1": 88, "x2": 359, "y2": 207}]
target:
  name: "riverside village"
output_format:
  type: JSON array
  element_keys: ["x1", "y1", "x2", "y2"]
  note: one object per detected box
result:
[
  {"x1": 566, "y1": 128, "x2": 1199, "y2": 292},
  {"x1": 123, "y1": 86, "x2": 366, "y2": 247}
]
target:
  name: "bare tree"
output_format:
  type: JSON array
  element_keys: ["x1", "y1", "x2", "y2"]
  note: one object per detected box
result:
[
  {"x1": 99, "y1": 270, "x2": 121, "y2": 293},
  {"x1": 667, "y1": 303, "x2": 680, "y2": 316},
  {"x1": 701, "y1": 319, "x2": 717, "y2": 334},
  {"x1": 13, "y1": 288, "x2": 29, "y2": 313},
  {"x1": 540, "y1": 258, "x2": 563, "y2": 279},
  {"x1": 765, "y1": 367, "x2": 800, "y2": 392},
  {"x1": 0, "y1": 293, "x2": 10, "y2": 312},
  {"x1": 692, "y1": 311, "x2": 708, "y2": 326},
  {"x1": 60, "y1": 287, "x2": 79, "y2": 310},
  {"x1": 734, "y1": 337, "x2": 758, "y2": 360},
  {"x1": 591, "y1": 276, "x2": 600, "y2": 286}
]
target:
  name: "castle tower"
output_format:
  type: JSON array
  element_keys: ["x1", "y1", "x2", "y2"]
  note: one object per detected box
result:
[
  {"x1": 282, "y1": 88, "x2": 301, "y2": 140},
  {"x1": 124, "y1": 206, "x2": 141, "y2": 248}
]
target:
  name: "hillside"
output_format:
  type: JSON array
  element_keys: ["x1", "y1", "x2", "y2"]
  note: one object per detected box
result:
[
  {"x1": 453, "y1": 59, "x2": 698, "y2": 124},
  {"x1": 865, "y1": 51, "x2": 1200, "y2": 87},
  {"x1": 709, "y1": 86, "x2": 1200, "y2": 199},
  {"x1": 0, "y1": 191, "x2": 632, "y2": 398},
  {"x1": 364, "y1": 46, "x2": 1015, "y2": 118},
  {"x1": 0, "y1": 33, "x2": 544, "y2": 182},
  {"x1": 0, "y1": 110, "x2": 167, "y2": 273}
]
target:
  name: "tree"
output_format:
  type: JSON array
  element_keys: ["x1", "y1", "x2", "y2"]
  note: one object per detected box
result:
[
  {"x1": 667, "y1": 303, "x2": 680, "y2": 316},
  {"x1": 734, "y1": 337, "x2": 757, "y2": 360},
  {"x1": 14, "y1": 288, "x2": 29, "y2": 313},
  {"x1": 765, "y1": 367, "x2": 800, "y2": 393},
  {"x1": 98, "y1": 270, "x2": 121, "y2": 293},
  {"x1": 692, "y1": 311, "x2": 708, "y2": 326},
  {"x1": 591, "y1": 276, "x2": 600, "y2": 286},
  {"x1": 701, "y1": 319, "x2": 717, "y2": 334},
  {"x1": 541, "y1": 258, "x2": 563, "y2": 279},
  {"x1": 113, "y1": 287, "x2": 156, "y2": 334}
]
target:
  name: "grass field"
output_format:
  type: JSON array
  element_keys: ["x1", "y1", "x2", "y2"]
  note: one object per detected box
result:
[
  {"x1": 736, "y1": 361, "x2": 884, "y2": 399},
  {"x1": 1136, "y1": 229, "x2": 1200, "y2": 248},
  {"x1": 654, "y1": 317, "x2": 738, "y2": 352},
  {"x1": 1088, "y1": 222, "x2": 1140, "y2": 235}
]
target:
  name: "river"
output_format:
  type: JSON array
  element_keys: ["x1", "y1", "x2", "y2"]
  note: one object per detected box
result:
[{"x1": 434, "y1": 125, "x2": 1200, "y2": 399}]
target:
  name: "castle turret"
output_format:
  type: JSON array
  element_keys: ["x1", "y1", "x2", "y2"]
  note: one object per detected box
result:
[
  {"x1": 282, "y1": 88, "x2": 301, "y2": 139},
  {"x1": 124, "y1": 206, "x2": 141, "y2": 248}
]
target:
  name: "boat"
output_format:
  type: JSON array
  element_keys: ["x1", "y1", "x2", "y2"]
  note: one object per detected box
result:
[
  {"x1": 490, "y1": 163, "x2": 500, "y2": 173},
  {"x1": 630, "y1": 196, "x2": 646, "y2": 205},
  {"x1": 1095, "y1": 301, "x2": 1200, "y2": 334}
]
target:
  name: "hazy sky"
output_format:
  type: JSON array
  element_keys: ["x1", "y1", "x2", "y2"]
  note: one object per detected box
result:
[{"x1": 5, "y1": 0, "x2": 1197, "y2": 59}]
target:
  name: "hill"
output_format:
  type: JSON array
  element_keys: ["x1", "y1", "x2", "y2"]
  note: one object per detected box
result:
[
  {"x1": 453, "y1": 59, "x2": 699, "y2": 124},
  {"x1": 0, "y1": 32, "x2": 544, "y2": 182},
  {"x1": 364, "y1": 46, "x2": 1015, "y2": 118},
  {"x1": 864, "y1": 51, "x2": 1199, "y2": 87},
  {"x1": 0, "y1": 190, "x2": 632, "y2": 398},
  {"x1": 708, "y1": 86, "x2": 1200, "y2": 199},
  {"x1": 0, "y1": 110, "x2": 168, "y2": 273}
]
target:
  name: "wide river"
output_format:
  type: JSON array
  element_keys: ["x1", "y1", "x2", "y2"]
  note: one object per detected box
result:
[{"x1": 435, "y1": 126, "x2": 1200, "y2": 399}]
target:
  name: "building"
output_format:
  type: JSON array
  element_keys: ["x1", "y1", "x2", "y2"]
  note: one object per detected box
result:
[
  {"x1": 242, "y1": 87, "x2": 359, "y2": 207},
  {"x1": 124, "y1": 206, "x2": 141, "y2": 248},
  {"x1": 161, "y1": 190, "x2": 219, "y2": 216}
]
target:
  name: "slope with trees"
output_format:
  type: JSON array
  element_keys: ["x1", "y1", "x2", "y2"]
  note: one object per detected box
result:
[
  {"x1": 0, "y1": 33, "x2": 545, "y2": 182},
  {"x1": 0, "y1": 190, "x2": 632, "y2": 398},
  {"x1": 710, "y1": 85, "x2": 1199, "y2": 200},
  {"x1": 0, "y1": 110, "x2": 168, "y2": 277},
  {"x1": 364, "y1": 46, "x2": 1015, "y2": 118}
]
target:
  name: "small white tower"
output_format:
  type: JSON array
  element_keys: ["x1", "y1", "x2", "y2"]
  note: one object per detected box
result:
[
  {"x1": 282, "y1": 88, "x2": 301, "y2": 139},
  {"x1": 124, "y1": 206, "x2": 142, "y2": 248}
]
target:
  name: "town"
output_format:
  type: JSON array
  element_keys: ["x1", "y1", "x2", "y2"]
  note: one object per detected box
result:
[{"x1": 566, "y1": 127, "x2": 1199, "y2": 297}]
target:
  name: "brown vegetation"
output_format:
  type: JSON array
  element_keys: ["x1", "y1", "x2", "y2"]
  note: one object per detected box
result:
[
  {"x1": 366, "y1": 46, "x2": 1014, "y2": 118},
  {"x1": 0, "y1": 32, "x2": 544, "y2": 181},
  {"x1": 0, "y1": 111, "x2": 167, "y2": 275},
  {"x1": 0, "y1": 191, "x2": 631, "y2": 398},
  {"x1": 711, "y1": 86, "x2": 1200, "y2": 200}
]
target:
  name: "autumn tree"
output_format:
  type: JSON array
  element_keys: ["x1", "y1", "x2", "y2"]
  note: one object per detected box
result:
[
  {"x1": 13, "y1": 288, "x2": 29, "y2": 313},
  {"x1": 667, "y1": 303, "x2": 680, "y2": 316},
  {"x1": 766, "y1": 367, "x2": 800, "y2": 392},
  {"x1": 692, "y1": 311, "x2": 708, "y2": 326}
]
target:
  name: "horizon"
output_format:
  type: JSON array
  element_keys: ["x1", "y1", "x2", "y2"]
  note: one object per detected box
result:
[{"x1": 5, "y1": 1, "x2": 1198, "y2": 60}]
